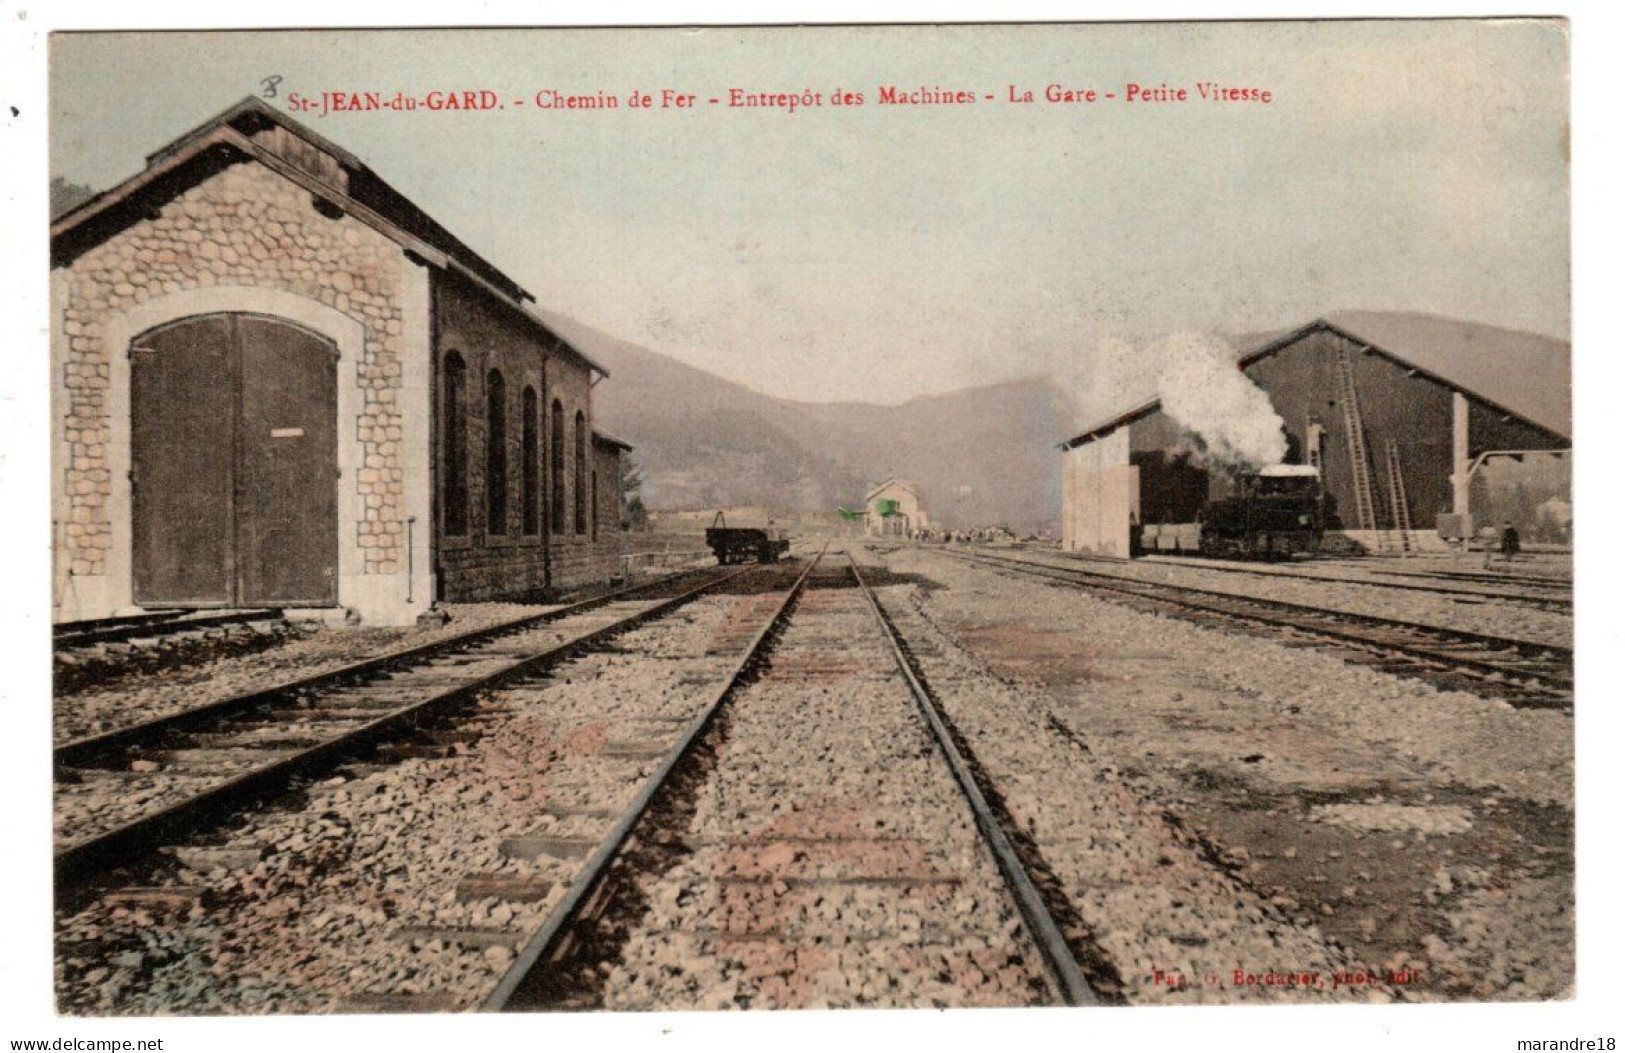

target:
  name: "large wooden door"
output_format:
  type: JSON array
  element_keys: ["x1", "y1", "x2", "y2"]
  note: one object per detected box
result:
[
  {"x1": 131, "y1": 314, "x2": 338, "y2": 607},
  {"x1": 131, "y1": 316, "x2": 235, "y2": 606}
]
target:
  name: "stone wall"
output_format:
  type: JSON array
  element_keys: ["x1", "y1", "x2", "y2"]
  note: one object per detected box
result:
[
  {"x1": 594, "y1": 440, "x2": 629, "y2": 580},
  {"x1": 54, "y1": 149, "x2": 627, "y2": 619},
  {"x1": 432, "y1": 272, "x2": 618, "y2": 600},
  {"x1": 54, "y1": 157, "x2": 432, "y2": 623}
]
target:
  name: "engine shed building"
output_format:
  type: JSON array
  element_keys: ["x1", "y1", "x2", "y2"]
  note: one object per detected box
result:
[
  {"x1": 51, "y1": 96, "x2": 629, "y2": 626},
  {"x1": 1060, "y1": 313, "x2": 1570, "y2": 557}
]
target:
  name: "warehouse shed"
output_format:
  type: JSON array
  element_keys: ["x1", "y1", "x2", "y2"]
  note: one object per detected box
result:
[
  {"x1": 1059, "y1": 313, "x2": 1570, "y2": 557},
  {"x1": 51, "y1": 96, "x2": 629, "y2": 625}
]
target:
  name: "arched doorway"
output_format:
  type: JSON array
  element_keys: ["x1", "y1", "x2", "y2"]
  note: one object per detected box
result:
[{"x1": 130, "y1": 313, "x2": 338, "y2": 607}]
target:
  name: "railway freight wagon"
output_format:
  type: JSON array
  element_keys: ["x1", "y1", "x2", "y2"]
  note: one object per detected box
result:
[
  {"x1": 704, "y1": 513, "x2": 790, "y2": 565},
  {"x1": 50, "y1": 96, "x2": 631, "y2": 626}
]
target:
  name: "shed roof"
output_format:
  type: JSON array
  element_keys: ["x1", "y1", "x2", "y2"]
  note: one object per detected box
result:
[
  {"x1": 592, "y1": 428, "x2": 635, "y2": 452},
  {"x1": 51, "y1": 96, "x2": 608, "y2": 378},
  {"x1": 1061, "y1": 312, "x2": 1570, "y2": 450},
  {"x1": 1319, "y1": 311, "x2": 1570, "y2": 437}
]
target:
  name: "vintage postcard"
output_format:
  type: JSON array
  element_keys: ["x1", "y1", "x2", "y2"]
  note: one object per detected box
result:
[{"x1": 9, "y1": 10, "x2": 1604, "y2": 1046}]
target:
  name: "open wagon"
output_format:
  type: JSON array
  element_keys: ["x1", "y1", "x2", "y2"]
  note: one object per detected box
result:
[{"x1": 704, "y1": 512, "x2": 790, "y2": 564}]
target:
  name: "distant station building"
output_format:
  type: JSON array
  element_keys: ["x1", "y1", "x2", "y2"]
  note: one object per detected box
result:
[
  {"x1": 51, "y1": 96, "x2": 629, "y2": 625},
  {"x1": 1059, "y1": 313, "x2": 1571, "y2": 557},
  {"x1": 865, "y1": 478, "x2": 930, "y2": 537}
]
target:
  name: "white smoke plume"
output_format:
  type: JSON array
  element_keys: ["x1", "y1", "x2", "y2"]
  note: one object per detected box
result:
[
  {"x1": 1154, "y1": 333, "x2": 1288, "y2": 469},
  {"x1": 1061, "y1": 331, "x2": 1289, "y2": 470}
]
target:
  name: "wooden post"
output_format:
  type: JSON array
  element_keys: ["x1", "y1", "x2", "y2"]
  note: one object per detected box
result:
[{"x1": 1452, "y1": 392, "x2": 1470, "y2": 516}]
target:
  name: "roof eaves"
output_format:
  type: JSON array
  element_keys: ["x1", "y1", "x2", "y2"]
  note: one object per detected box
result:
[
  {"x1": 54, "y1": 99, "x2": 589, "y2": 372},
  {"x1": 52, "y1": 125, "x2": 242, "y2": 237},
  {"x1": 51, "y1": 120, "x2": 452, "y2": 272},
  {"x1": 865, "y1": 478, "x2": 917, "y2": 499},
  {"x1": 1235, "y1": 317, "x2": 1335, "y2": 369},
  {"x1": 519, "y1": 303, "x2": 609, "y2": 378},
  {"x1": 144, "y1": 95, "x2": 365, "y2": 172},
  {"x1": 1315, "y1": 318, "x2": 1570, "y2": 443},
  {"x1": 1058, "y1": 396, "x2": 1163, "y2": 451},
  {"x1": 49, "y1": 111, "x2": 617, "y2": 386}
]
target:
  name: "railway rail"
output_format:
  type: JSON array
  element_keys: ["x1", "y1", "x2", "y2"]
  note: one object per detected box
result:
[
  {"x1": 939, "y1": 548, "x2": 1572, "y2": 710},
  {"x1": 481, "y1": 548, "x2": 1105, "y2": 1010},
  {"x1": 1041, "y1": 549, "x2": 1572, "y2": 611},
  {"x1": 1309, "y1": 560, "x2": 1572, "y2": 594},
  {"x1": 54, "y1": 608, "x2": 298, "y2": 695},
  {"x1": 53, "y1": 608, "x2": 290, "y2": 650},
  {"x1": 53, "y1": 566, "x2": 747, "y2": 890}
]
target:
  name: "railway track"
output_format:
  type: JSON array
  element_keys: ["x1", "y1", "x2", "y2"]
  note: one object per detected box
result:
[
  {"x1": 1310, "y1": 560, "x2": 1572, "y2": 594},
  {"x1": 53, "y1": 608, "x2": 291, "y2": 649},
  {"x1": 938, "y1": 548, "x2": 1572, "y2": 710},
  {"x1": 479, "y1": 548, "x2": 1105, "y2": 1010},
  {"x1": 54, "y1": 608, "x2": 298, "y2": 695},
  {"x1": 1042, "y1": 549, "x2": 1572, "y2": 611},
  {"x1": 53, "y1": 567, "x2": 747, "y2": 891}
]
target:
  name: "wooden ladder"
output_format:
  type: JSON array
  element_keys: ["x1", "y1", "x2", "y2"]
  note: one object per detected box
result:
[
  {"x1": 1334, "y1": 344, "x2": 1386, "y2": 549},
  {"x1": 1382, "y1": 438, "x2": 1414, "y2": 556}
]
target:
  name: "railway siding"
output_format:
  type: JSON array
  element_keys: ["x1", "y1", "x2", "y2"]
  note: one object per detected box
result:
[
  {"x1": 55, "y1": 586, "x2": 763, "y2": 1013},
  {"x1": 946, "y1": 549, "x2": 1570, "y2": 708},
  {"x1": 885, "y1": 545, "x2": 1573, "y2": 1001},
  {"x1": 54, "y1": 602, "x2": 553, "y2": 743},
  {"x1": 1017, "y1": 549, "x2": 1571, "y2": 649},
  {"x1": 52, "y1": 540, "x2": 1575, "y2": 1011},
  {"x1": 861, "y1": 550, "x2": 1377, "y2": 1004},
  {"x1": 53, "y1": 572, "x2": 743, "y2": 873}
]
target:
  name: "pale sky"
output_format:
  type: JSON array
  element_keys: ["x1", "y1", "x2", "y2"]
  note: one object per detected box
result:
[{"x1": 50, "y1": 21, "x2": 1569, "y2": 405}]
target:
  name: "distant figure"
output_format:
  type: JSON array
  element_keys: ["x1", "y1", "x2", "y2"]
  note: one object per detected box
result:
[{"x1": 1501, "y1": 522, "x2": 1521, "y2": 562}]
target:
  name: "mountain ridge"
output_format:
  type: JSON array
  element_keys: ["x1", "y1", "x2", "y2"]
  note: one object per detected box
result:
[{"x1": 536, "y1": 310, "x2": 1067, "y2": 531}]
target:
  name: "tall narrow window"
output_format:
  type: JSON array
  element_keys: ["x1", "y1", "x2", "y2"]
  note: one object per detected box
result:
[
  {"x1": 574, "y1": 410, "x2": 588, "y2": 535},
  {"x1": 443, "y1": 351, "x2": 468, "y2": 537},
  {"x1": 522, "y1": 386, "x2": 539, "y2": 536},
  {"x1": 486, "y1": 369, "x2": 507, "y2": 535},
  {"x1": 550, "y1": 399, "x2": 566, "y2": 533},
  {"x1": 591, "y1": 470, "x2": 600, "y2": 541}
]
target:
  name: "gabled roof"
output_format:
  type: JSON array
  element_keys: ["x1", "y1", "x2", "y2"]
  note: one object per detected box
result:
[
  {"x1": 1061, "y1": 312, "x2": 1570, "y2": 449},
  {"x1": 592, "y1": 428, "x2": 634, "y2": 452},
  {"x1": 865, "y1": 477, "x2": 920, "y2": 501},
  {"x1": 1320, "y1": 311, "x2": 1569, "y2": 438},
  {"x1": 51, "y1": 96, "x2": 607, "y2": 378}
]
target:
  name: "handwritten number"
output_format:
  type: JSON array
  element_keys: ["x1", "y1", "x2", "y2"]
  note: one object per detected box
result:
[{"x1": 261, "y1": 75, "x2": 283, "y2": 99}]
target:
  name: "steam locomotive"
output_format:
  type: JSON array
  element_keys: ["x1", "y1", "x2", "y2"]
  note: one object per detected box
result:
[{"x1": 1195, "y1": 464, "x2": 1325, "y2": 559}]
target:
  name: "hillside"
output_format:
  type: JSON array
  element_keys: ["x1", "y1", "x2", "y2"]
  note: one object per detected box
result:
[{"x1": 536, "y1": 311, "x2": 1068, "y2": 532}]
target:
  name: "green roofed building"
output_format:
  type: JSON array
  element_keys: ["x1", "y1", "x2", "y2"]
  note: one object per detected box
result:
[{"x1": 864, "y1": 478, "x2": 929, "y2": 538}]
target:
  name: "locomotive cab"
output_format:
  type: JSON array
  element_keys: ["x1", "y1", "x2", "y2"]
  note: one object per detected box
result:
[{"x1": 1198, "y1": 464, "x2": 1325, "y2": 559}]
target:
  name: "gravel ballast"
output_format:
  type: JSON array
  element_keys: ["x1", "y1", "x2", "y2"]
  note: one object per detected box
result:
[
  {"x1": 876, "y1": 544, "x2": 1572, "y2": 1002},
  {"x1": 972, "y1": 546, "x2": 1572, "y2": 649},
  {"x1": 55, "y1": 587, "x2": 763, "y2": 1014},
  {"x1": 54, "y1": 603, "x2": 552, "y2": 744},
  {"x1": 596, "y1": 575, "x2": 1054, "y2": 1010}
]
